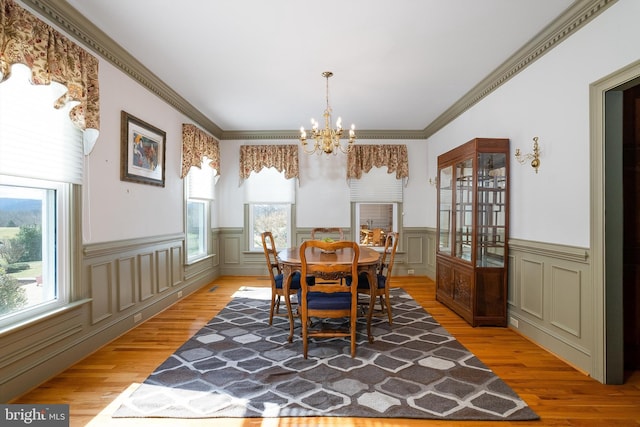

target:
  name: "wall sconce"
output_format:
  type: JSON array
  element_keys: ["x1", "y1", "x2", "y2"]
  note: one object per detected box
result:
[{"x1": 515, "y1": 137, "x2": 541, "y2": 173}]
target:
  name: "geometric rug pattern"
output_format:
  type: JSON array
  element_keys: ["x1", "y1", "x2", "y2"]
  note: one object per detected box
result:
[{"x1": 113, "y1": 287, "x2": 539, "y2": 420}]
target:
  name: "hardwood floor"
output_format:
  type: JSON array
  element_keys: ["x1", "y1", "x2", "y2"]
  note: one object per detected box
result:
[{"x1": 13, "y1": 276, "x2": 640, "y2": 426}]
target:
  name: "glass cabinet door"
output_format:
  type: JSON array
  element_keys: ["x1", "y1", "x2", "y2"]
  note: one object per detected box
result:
[
  {"x1": 455, "y1": 158, "x2": 473, "y2": 262},
  {"x1": 476, "y1": 153, "x2": 507, "y2": 267},
  {"x1": 438, "y1": 165, "x2": 453, "y2": 255}
]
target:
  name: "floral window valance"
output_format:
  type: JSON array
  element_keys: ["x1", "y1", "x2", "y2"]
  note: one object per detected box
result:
[
  {"x1": 181, "y1": 124, "x2": 220, "y2": 178},
  {"x1": 239, "y1": 145, "x2": 299, "y2": 182},
  {"x1": 347, "y1": 144, "x2": 409, "y2": 180},
  {"x1": 0, "y1": 0, "x2": 100, "y2": 154}
]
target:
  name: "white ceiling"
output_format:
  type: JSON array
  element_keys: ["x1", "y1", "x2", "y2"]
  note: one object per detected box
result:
[{"x1": 63, "y1": 0, "x2": 574, "y2": 134}]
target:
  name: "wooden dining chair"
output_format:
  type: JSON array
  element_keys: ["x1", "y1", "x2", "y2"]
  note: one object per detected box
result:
[
  {"x1": 310, "y1": 227, "x2": 344, "y2": 241},
  {"x1": 372, "y1": 228, "x2": 384, "y2": 246},
  {"x1": 298, "y1": 240, "x2": 360, "y2": 358},
  {"x1": 261, "y1": 231, "x2": 310, "y2": 325},
  {"x1": 353, "y1": 232, "x2": 399, "y2": 325}
]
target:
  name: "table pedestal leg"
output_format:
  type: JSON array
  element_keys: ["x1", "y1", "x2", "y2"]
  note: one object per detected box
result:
[
  {"x1": 281, "y1": 264, "x2": 296, "y2": 343},
  {"x1": 364, "y1": 265, "x2": 377, "y2": 344}
]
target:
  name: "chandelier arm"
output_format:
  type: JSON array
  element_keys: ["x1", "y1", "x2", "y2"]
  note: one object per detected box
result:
[
  {"x1": 301, "y1": 140, "x2": 320, "y2": 155},
  {"x1": 336, "y1": 139, "x2": 349, "y2": 154}
]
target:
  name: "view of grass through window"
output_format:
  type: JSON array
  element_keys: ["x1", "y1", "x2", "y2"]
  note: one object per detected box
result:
[{"x1": 0, "y1": 190, "x2": 46, "y2": 317}]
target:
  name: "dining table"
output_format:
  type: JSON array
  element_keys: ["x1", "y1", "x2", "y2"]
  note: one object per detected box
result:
[{"x1": 277, "y1": 244, "x2": 381, "y2": 344}]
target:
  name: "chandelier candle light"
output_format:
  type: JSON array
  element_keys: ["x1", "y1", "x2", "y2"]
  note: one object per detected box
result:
[{"x1": 300, "y1": 71, "x2": 356, "y2": 155}]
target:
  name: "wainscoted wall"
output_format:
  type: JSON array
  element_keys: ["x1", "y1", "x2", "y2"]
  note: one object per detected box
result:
[
  {"x1": 84, "y1": 233, "x2": 186, "y2": 325},
  {"x1": 1, "y1": 233, "x2": 219, "y2": 402},
  {"x1": 1, "y1": 229, "x2": 594, "y2": 401},
  {"x1": 507, "y1": 238, "x2": 592, "y2": 373},
  {"x1": 217, "y1": 227, "x2": 436, "y2": 278}
]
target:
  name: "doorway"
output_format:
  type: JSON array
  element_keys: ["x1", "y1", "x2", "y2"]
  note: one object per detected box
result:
[
  {"x1": 622, "y1": 83, "x2": 640, "y2": 373},
  {"x1": 594, "y1": 60, "x2": 640, "y2": 384}
]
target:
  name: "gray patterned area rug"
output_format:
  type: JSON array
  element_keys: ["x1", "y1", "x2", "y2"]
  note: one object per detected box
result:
[{"x1": 112, "y1": 287, "x2": 539, "y2": 421}]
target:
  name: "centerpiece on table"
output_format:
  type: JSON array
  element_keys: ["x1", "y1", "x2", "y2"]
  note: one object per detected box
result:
[{"x1": 320, "y1": 237, "x2": 336, "y2": 253}]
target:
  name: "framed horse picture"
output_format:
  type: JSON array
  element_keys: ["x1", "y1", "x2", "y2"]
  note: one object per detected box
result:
[{"x1": 120, "y1": 111, "x2": 166, "y2": 187}]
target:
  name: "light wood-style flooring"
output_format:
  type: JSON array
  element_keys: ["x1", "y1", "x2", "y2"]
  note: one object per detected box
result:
[{"x1": 13, "y1": 276, "x2": 640, "y2": 426}]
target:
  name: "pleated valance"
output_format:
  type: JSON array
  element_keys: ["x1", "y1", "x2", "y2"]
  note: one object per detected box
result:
[
  {"x1": 181, "y1": 123, "x2": 220, "y2": 178},
  {"x1": 0, "y1": 0, "x2": 100, "y2": 154},
  {"x1": 347, "y1": 144, "x2": 409, "y2": 180},
  {"x1": 239, "y1": 145, "x2": 299, "y2": 182}
]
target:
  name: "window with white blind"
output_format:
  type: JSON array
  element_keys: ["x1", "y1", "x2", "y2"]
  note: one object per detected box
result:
[
  {"x1": 0, "y1": 64, "x2": 80, "y2": 326},
  {"x1": 185, "y1": 157, "x2": 217, "y2": 263},
  {"x1": 350, "y1": 166, "x2": 403, "y2": 247},
  {"x1": 244, "y1": 167, "x2": 295, "y2": 251}
]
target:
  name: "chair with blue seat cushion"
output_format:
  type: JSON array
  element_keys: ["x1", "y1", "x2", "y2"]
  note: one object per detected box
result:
[
  {"x1": 298, "y1": 239, "x2": 360, "y2": 358},
  {"x1": 353, "y1": 232, "x2": 398, "y2": 325},
  {"x1": 261, "y1": 231, "x2": 305, "y2": 325}
]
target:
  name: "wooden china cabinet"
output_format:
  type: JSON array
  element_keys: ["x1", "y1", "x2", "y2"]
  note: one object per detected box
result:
[{"x1": 436, "y1": 138, "x2": 509, "y2": 327}]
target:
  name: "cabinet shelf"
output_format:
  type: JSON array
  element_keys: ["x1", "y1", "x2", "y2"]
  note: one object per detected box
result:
[{"x1": 436, "y1": 138, "x2": 510, "y2": 327}]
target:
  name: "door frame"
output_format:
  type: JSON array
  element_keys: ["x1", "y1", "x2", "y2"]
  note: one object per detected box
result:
[{"x1": 590, "y1": 59, "x2": 640, "y2": 383}]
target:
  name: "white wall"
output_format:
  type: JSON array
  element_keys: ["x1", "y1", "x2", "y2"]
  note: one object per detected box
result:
[
  {"x1": 403, "y1": 140, "x2": 434, "y2": 227},
  {"x1": 216, "y1": 139, "x2": 430, "y2": 229},
  {"x1": 83, "y1": 60, "x2": 190, "y2": 243},
  {"x1": 426, "y1": 0, "x2": 640, "y2": 248},
  {"x1": 216, "y1": 140, "x2": 242, "y2": 228},
  {"x1": 297, "y1": 152, "x2": 351, "y2": 228},
  {"x1": 81, "y1": 0, "x2": 640, "y2": 249}
]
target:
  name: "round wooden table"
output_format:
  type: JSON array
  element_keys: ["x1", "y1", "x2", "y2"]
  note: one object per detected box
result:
[{"x1": 277, "y1": 245, "x2": 381, "y2": 343}]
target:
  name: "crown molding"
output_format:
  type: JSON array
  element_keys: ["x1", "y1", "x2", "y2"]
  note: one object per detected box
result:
[
  {"x1": 349, "y1": 129, "x2": 427, "y2": 140},
  {"x1": 18, "y1": 0, "x2": 224, "y2": 138},
  {"x1": 19, "y1": 0, "x2": 615, "y2": 141},
  {"x1": 221, "y1": 130, "x2": 304, "y2": 141},
  {"x1": 423, "y1": 0, "x2": 616, "y2": 138},
  {"x1": 220, "y1": 129, "x2": 427, "y2": 141}
]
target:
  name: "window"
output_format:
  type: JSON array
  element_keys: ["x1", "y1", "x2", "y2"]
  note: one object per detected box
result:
[
  {"x1": 185, "y1": 158, "x2": 217, "y2": 263},
  {"x1": 249, "y1": 203, "x2": 292, "y2": 250},
  {"x1": 186, "y1": 200, "x2": 208, "y2": 261},
  {"x1": 356, "y1": 202, "x2": 399, "y2": 246},
  {"x1": 350, "y1": 166, "x2": 403, "y2": 248},
  {"x1": 244, "y1": 167, "x2": 295, "y2": 251},
  {"x1": 0, "y1": 177, "x2": 70, "y2": 323},
  {"x1": 0, "y1": 65, "x2": 80, "y2": 326}
]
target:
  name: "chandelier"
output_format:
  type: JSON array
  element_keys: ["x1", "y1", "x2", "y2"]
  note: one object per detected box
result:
[{"x1": 299, "y1": 71, "x2": 356, "y2": 155}]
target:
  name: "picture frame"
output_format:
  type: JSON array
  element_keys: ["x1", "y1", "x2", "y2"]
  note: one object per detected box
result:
[{"x1": 120, "y1": 111, "x2": 166, "y2": 187}]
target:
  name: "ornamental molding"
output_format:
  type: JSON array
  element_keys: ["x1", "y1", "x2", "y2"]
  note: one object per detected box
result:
[
  {"x1": 422, "y1": 0, "x2": 616, "y2": 138},
  {"x1": 19, "y1": 0, "x2": 615, "y2": 141}
]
